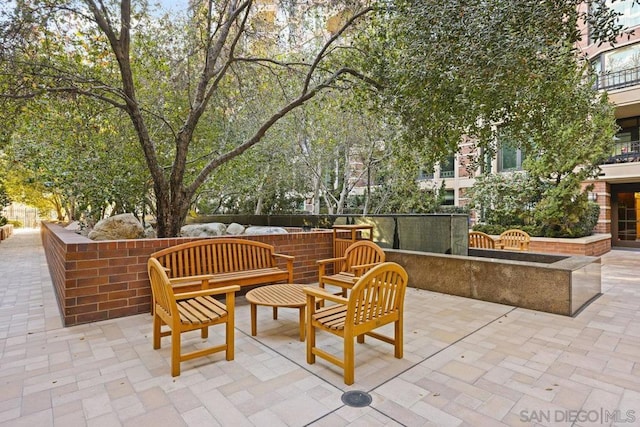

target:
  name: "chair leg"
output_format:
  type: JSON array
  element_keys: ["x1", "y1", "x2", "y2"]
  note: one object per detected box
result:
[
  {"x1": 201, "y1": 326, "x2": 209, "y2": 339},
  {"x1": 226, "y1": 293, "x2": 235, "y2": 361},
  {"x1": 306, "y1": 297, "x2": 316, "y2": 364},
  {"x1": 394, "y1": 319, "x2": 403, "y2": 359},
  {"x1": 171, "y1": 328, "x2": 181, "y2": 377},
  {"x1": 357, "y1": 334, "x2": 365, "y2": 344},
  {"x1": 344, "y1": 334, "x2": 355, "y2": 385},
  {"x1": 153, "y1": 314, "x2": 161, "y2": 349}
]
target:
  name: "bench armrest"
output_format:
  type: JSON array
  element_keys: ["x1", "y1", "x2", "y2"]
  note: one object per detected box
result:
[
  {"x1": 274, "y1": 253, "x2": 295, "y2": 262},
  {"x1": 273, "y1": 253, "x2": 295, "y2": 282},
  {"x1": 174, "y1": 285, "x2": 240, "y2": 300},
  {"x1": 169, "y1": 274, "x2": 217, "y2": 290}
]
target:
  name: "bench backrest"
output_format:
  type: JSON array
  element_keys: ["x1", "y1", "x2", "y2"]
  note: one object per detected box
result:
[
  {"x1": 150, "y1": 238, "x2": 278, "y2": 279},
  {"x1": 469, "y1": 231, "x2": 495, "y2": 249},
  {"x1": 499, "y1": 229, "x2": 531, "y2": 250}
]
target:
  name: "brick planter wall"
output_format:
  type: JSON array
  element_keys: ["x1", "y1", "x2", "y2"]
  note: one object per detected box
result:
[
  {"x1": 528, "y1": 234, "x2": 611, "y2": 256},
  {"x1": 41, "y1": 222, "x2": 611, "y2": 327},
  {"x1": 41, "y1": 222, "x2": 333, "y2": 326}
]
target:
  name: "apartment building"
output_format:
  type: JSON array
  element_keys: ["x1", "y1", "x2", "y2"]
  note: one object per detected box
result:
[{"x1": 419, "y1": 1, "x2": 640, "y2": 249}]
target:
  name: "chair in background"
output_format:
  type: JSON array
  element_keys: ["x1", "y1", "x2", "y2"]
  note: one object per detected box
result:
[
  {"x1": 304, "y1": 262, "x2": 409, "y2": 385},
  {"x1": 498, "y1": 229, "x2": 531, "y2": 251},
  {"x1": 468, "y1": 231, "x2": 496, "y2": 249},
  {"x1": 317, "y1": 240, "x2": 385, "y2": 297},
  {"x1": 147, "y1": 258, "x2": 239, "y2": 377}
]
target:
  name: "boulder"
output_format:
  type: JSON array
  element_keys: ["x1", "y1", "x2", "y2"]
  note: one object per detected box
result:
[
  {"x1": 65, "y1": 221, "x2": 82, "y2": 232},
  {"x1": 244, "y1": 226, "x2": 288, "y2": 235},
  {"x1": 88, "y1": 213, "x2": 145, "y2": 241},
  {"x1": 226, "y1": 222, "x2": 245, "y2": 235},
  {"x1": 181, "y1": 223, "x2": 227, "y2": 237}
]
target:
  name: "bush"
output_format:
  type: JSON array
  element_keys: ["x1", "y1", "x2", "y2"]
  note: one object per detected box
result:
[
  {"x1": 474, "y1": 202, "x2": 599, "y2": 238},
  {"x1": 570, "y1": 202, "x2": 600, "y2": 238}
]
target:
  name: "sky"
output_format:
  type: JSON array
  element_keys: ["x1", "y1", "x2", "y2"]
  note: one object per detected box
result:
[{"x1": 155, "y1": 0, "x2": 190, "y2": 12}]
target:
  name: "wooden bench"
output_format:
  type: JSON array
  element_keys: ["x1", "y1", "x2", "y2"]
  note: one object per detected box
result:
[
  {"x1": 497, "y1": 229, "x2": 531, "y2": 251},
  {"x1": 469, "y1": 231, "x2": 496, "y2": 249},
  {"x1": 149, "y1": 238, "x2": 295, "y2": 292}
]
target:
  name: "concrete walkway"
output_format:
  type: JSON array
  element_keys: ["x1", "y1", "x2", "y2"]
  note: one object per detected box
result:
[{"x1": 0, "y1": 228, "x2": 639, "y2": 426}]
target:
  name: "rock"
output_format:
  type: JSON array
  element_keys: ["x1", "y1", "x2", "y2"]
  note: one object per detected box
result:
[
  {"x1": 181, "y1": 223, "x2": 227, "y2": 237},
  {"x1": 244, "y1": 226, "x2": 288, "y2": 235},
  {"x1": 226, "y1": 222, "x2": 245, "y2": 235},
  {"x1": 88, "y1": 213, "x2": 145, "y2": 241},
  {"x1": 144, "y1": 226, "x2": 157, "y2": 239},
  {"x1": 65, "y1": 221, "x2": 82, "y2": 232}
]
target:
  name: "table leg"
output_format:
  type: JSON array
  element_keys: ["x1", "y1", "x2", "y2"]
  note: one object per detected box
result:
[
  {"x1": 298, "y1": 306, "x2": 305, "y2": 341},
  {"x1": 273, "y1": 307, "x2": 278, "y2": 319},
  {"x1": 250, "y1": 303, "x2": 257, "y2": 336}
]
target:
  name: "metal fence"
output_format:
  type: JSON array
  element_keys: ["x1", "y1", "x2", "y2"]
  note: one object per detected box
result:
[{"x1": 2, "y1": 204, "x2": 40, "y2": 228}]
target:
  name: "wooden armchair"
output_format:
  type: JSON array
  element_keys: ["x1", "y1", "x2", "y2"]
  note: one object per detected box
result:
[
  {"x1": 498, "y1": 229, "x2": 531, "y2": 251},
  {"x1": 317, "y1": 240, "x2": 385, "y2": 297},
  {"x1": 304, "y1": 262, "x2": 408, "y2": 385},
  {"x1": 147, "y1": 258, "x2": 240, "y2": 377},
  {"x1": 468, "y1": 231, "x2": 496, "y2": 249}
]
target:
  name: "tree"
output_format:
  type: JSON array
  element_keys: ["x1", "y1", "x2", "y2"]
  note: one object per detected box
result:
[
  {"x1": 5, "y1": 94, "x2": 149, "y2": 223},
  {"x1": 361, "y1": 0, "x2": 622, "y2": 164},
  {"x1": 358, "y1": 0, "x2": 622, "y2": 229},
  {"x1": 0, "y1": 0, "x2": 374, "y2": 236}
]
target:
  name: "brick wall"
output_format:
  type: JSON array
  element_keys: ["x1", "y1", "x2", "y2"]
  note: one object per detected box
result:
[
  {"x1": 528, "y1": 234, "x2": 611, "y2": 256},
  {"x1": 41, "y1": 222, "x2": 334, "y2": 326},
  {"x1": 41, "y1": 222, "x2": 611, "y2": 326}
]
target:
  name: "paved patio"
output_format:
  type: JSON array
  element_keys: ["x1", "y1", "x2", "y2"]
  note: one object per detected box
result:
[{"x1": 0, "y1": 228, "x2": 639, "y2": 426}]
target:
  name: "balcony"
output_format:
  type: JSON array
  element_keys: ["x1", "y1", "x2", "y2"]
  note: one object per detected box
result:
[
  {"x1": 595, "y1": 66, "x2": 640, "y2": 91},
  {"x1": 602, "y1": 140, "x2": 640, "y2": 164}
]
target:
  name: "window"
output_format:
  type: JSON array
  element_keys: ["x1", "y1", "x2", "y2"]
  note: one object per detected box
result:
[
  {"x1": 590, "y1": 1, "x2": 640, "y2": 44},
  {"x1": 443, "y1": 190, "x2": 455, "y2": 206},
  {"x1": 498, "y1": 145, "x2": 526, "y2": 172},
  {"x1": 440, "y1": 156, "x2": 455, "y2": 178},
  {"x1": 418, "y1": 168, "x2": 434, "y2": 180},
  {"x1": 609, "y1": 0, "x2": 640, "y2": 30}
]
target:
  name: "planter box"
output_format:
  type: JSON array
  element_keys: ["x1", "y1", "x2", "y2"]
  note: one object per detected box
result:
[{"x1": 387, "y1": 249, "x2": 601, "y2": 316}]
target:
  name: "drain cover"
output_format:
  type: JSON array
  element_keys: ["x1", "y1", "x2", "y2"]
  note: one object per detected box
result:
[{"x1": 341, "y1": 390, "x2": 372, "y2": 407}]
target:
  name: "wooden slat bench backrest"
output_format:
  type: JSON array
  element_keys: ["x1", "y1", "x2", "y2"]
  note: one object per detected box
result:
[
  {"x1": 468, "y1": 231, "x2": 496, "y2": 249},
  {"x1": 151, "y1": 238, "x2": 279, "y2": 279}
]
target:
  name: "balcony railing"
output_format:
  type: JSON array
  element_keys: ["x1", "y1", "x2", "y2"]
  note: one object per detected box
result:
[
  {"x1": 595, "y1": 66, "x2": 640, "y2": 91},
  {"x1": 603, "y1": 140, "x2": 640, "y2": 164}
]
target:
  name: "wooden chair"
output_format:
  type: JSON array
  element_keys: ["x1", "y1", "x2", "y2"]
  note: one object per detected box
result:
[
  {"x1": 147, "y1": 258, "x2": 240, "y2": 377},
  {"x1": 498, "y1": 229, "x2": 531, "y2": 251},
  {"x1": 317, "y1": 240, "x2": 385, "y2": 297},
  {"x1": 468, "y1": 231, "x2": 496, "y2": 249},
  {"x1": 304, "y1": 262, "x2": 408, "y2": 385}
]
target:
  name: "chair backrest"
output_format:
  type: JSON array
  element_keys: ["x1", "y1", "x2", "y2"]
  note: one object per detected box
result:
[
  {"x1": 148, "y1": 257, "x2": 177, "y2": 319},
  {"x1": 499, "y1": 229, "x2": 531, "y2": 250},
  {"x1": 150, "y1": 238, "x2": 277, "y2": 278},
  {"x1": 469, "y1": 231, "x2": 495, "y2": 249},
  {"x1": 342, "y1": 240, "x2": 386, "y2": 273},
  {"x1": 347, "y1": 262, "x2": 408, "y2": 326}
]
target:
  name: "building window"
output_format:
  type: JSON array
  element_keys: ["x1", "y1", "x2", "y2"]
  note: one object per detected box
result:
[
  {"x1": 418, "y1": 168, "x2": 434, "y2": 180},
  {"x1": 498, "y1": 145, "x2": 526, "y2": 172},
  {"x1": 443, "y1": 189, "x2": 455, "y2": 206},
  {"x1": 440, "y1": 155, "x2": 455, "y2": 178},
  {"x1": 590, "y1": 1, "x2": 640, "y2": 44}
]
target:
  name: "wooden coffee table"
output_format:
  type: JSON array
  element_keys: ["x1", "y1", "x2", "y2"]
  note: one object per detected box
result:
[{"x1": 245, "y1": 283, "x2": 311, "y2": 341}]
